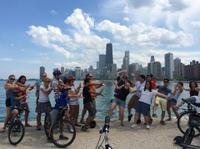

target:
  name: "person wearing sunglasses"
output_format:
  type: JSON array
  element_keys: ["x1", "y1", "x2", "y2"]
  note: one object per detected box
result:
[{"x1": 1, "y1": 75, "x2": 24, "y2": 132}]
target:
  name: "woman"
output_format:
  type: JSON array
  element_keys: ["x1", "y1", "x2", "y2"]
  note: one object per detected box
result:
[
  {"x1": 185, "y1": 81, "x2": 199, "y2": 96},
  {"x1": 1, "y1": 75, "x2": 25, "y2": 132},
  {"x1": 108, "y1": 80, "x2": 136, "y2": 126},
  {"x1": 36, "y1": 77, "x2": 52, "y2": 130},
  {"x1": 67, "y1": 76, "x2": 82, "y2": 126},
  {"x1": 15, "y1": 75, "x2": 34, "y2": 127},
  {"x1": 131, "y1": 81, "x2": 168, "y2": 129}
]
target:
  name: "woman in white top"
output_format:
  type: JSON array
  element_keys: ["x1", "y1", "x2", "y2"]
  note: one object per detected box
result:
[
  {"x1": 132, "y1": 81, "x2": 168, "y2": 129},
  {"x1": 36, "y1": 78, "x2": 52, "y2": 130}
]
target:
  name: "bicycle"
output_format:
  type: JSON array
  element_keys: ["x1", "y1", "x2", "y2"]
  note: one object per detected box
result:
[
  {"x1": 50, "y1": 107, "x2": 76, "y2": 148},
  {"x1": 177, "y1": 98, "x2": 200, "y2": 137},
  {"x1": 7, "y1": 107, "x2": 25, "y2": 145},
  {"x1": 174, "y1": 100, "x2": 200, "y2": 149}
]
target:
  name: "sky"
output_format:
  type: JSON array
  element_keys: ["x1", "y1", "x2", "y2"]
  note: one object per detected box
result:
[{"x1": 0, "y1": 0, "x2": 200, "y2": 79}]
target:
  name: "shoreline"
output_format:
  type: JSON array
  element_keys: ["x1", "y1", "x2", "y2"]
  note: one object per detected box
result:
[{"x1": 1, "y1": 119, "x2": 200, "y2": 149}]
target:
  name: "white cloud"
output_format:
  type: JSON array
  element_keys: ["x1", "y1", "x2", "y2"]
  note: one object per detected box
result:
[
  {"x1": 27, "y1": 7, "x2": 199, "y2": 69},
  {"x1": 50, "y1": 9, "x2": 58, "y2": 15},
  {"x1": 0, "y1": 57, "x2": 13, "y2": 62}
]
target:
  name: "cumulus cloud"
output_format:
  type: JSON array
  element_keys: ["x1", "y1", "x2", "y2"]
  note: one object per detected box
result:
[
  {"x1": 27, "y1": 7, "x2": 199, "y2": 68},
  {"x1": 50, "y1": 9, "x2": 58, "y2": 15}
]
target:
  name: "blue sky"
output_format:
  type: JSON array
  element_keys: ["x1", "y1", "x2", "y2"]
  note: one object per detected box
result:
[{"x1": 0, "y1": 0, "x2": 200, "y2": 79}]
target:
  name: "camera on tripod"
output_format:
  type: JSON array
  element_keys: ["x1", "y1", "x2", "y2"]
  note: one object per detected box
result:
[{"x1": 96, "y1": 116, "x2": 113, "y2": 149}]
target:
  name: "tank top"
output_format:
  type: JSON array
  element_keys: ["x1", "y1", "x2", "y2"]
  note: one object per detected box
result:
[{"x1": 190, "y1": 90, "x2": 199, "y2": 96}]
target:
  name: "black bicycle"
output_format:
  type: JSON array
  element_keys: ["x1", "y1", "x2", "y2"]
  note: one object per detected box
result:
[
  {"x1": 7, "y1": 107, "x2": 25, "y2": 145},
  {"x1": 177, "y1": 98, "x2": 200, "y2": 137},
  {"x1": 50, "y1": 107, "x2": 76, "y2": 148},
  {"x1": 174, "y1": 100, "x2": 200, "y2": 149}
]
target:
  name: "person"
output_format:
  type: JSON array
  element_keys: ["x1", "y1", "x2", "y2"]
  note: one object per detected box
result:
[
  {"x1": 35, "y1": 72, "x2": 47, "y2": 126},
  {"x1": 15, "y1": 75, "x2": 34, "y2": 127},
  {"x1": 49, "y1": 81, "x2": 70, "y2": 140},
  {"x1": 131, "y1": 81, "x2": 168, "y2": 129},
  {"x1": 65, "y1": 76, "x2": 82, "y2": 126},
  {"x1": 184, "y1": 81, "x2": 199, "y2": 96},
  {"x1": 36, "y1": 77, "x2": 52, "y2": 130},
  {"x1": 51, "y1": 69, "x2": 62, "y2": 103},
  {"x1": 1, "y1": 75, "x2": 24, "y2": 132},
  {"x1": 152, "y1": 78, "x2": 172, "y2": 125},
  {"x1": 108, "y1": 80, "x2": 136, "y2": 126},
  {"x1": 127, "y1": 74, "x2": 146, "y2": 122},
  {"x1": 167, "y1": 82, "x2": 184, "y2": 120},
  {"x1": 80, "y1": 73, "x2": 104, "y2": 123},
  {"x1": 81, "y1": 78, "x2": 103, "y2": 131}
]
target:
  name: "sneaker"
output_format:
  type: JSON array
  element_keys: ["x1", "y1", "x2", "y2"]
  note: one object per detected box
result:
[
  {"x1": 131, "y1": 124, "x2": 138, "y2": 129},
  {"x1": 145, "y1": 125, "x2": 150, "y2": 129},
  {"x1": 59, "y1": 135, "x2": 69, "y2": 140},
  {"x1": 152, "y1": 113, "x2": 157, "y2": 118},
  {"x1": 75, "y1": 123, "x2": 82, "y2": 127},
  {"x1": 81, "y1": 126, "x2": 88, "y2": 132},
  {"x1": 128, "y1": 114, "x2": 133, "y2": 122}
]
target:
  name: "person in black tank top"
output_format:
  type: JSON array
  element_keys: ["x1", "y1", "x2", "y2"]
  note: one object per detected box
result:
[{"x1": 184, "y1": 81, "x2": 200, "y2": 96}]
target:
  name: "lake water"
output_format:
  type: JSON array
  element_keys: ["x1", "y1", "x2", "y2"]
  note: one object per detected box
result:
[{"x1": 0, "y1": 80, "x2": 197, "y2": 122}]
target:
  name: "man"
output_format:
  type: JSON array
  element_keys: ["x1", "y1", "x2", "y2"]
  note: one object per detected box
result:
[
  {"x1": 152, "y1": 78, "x2": 171, "y2": 125},
  {"x1": 167, "y1": 82, "x2": 184, "y2": 120},
  {"x1": 127, "y1": 74, "x2": 146, "y2": 122},
  {"x1": 51, "y1": 69, "x2": 62, "y2": 102},
  {"x1": 80, "y1": 73, "x2": 104, "y2": 124}
]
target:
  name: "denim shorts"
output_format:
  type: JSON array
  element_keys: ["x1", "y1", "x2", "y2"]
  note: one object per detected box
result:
[
  {"x1": 169, "y1": 98, "x2": 177, "y2": 105},
  {"x1": 113, "y1": 97, "x2": 125, "y2": 107},
  {"x1": 135, "y1": 101, "x2": 150, "y2": 116}
]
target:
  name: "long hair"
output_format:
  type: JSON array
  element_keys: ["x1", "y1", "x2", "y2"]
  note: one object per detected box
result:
[
  {"x1": 16, "y1": 75, "x2": 27, "y2": 84},
  {"x1": 144, "y1": 81, "x2": 152, "y2": 92},
  {"x1": 189, "y1": 81, "x2": 198, "y2": 89}
]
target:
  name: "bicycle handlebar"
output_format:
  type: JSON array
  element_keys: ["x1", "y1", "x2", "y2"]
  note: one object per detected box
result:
[{"x1": 182, "y1": 98, "x2": 200, "y2": 108}]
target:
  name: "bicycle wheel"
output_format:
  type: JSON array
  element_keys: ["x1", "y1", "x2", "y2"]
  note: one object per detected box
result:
[
  {"x1": 8, "y1": 120, "x2": 25, "y2": 145},
  {"x1": 182, "y1": 128, "x2": 195, "y2": 149},
  {"x1": 44, "y1": 113, "x2": 51, "y2": 138},
  {"x1": 177, "y1": 111, "x2": 200, "y2": 137},
  {"x1": 51, "y1": 120, "x2": 76, "y2": 148}
]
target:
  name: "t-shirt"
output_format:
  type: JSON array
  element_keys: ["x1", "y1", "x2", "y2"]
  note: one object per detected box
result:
[
  {"x1": 83, "y1": 86, "x2": 93, "y2": 104},
  {"x1": 157, "y1": 85, "x2": 171, "y2": 96},
  {"x1": 151, "y1": 80, "x2": 156, "y2": 89},
  {"x1": 52, "y1": 79, "x2": 60, "y2": 101},
  {"x1": 135, "y1": 81, "x2": 145, "y2": 97},
  {"x1": 38, "y1": 86, "x2": 50, "y2": 103},
  {"x1": 171, "y1": 90, "x2": 181, "y2": 101},
  {"x1": 69, "y1": 87, "x2": 80, "y2": 105},
  {"x1": 114, "y1": 87, "x2": 130, "y2": 101},
  {"x1": 54, "y1": 90, "x2": 69, "y2": 109},
  {"x1": 139, "y1": 89, "x2": 158, "y2": 105}
]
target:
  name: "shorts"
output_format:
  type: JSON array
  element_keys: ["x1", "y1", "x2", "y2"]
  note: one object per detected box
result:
[
  {"x1": 169, "y1": 98, "x2": 177, "y2": 105},
  {"x1": 20, "y1": 102, "x2": 30, "y2": 112},
  {"x1": 155, "y1": 97, "x2": 167, "y2": 112},
  {"x1": 135, "y1": 101, "x2": 150, "y2": 116},
  {"x1": 6, "y1": 98, "x2": 11, "y2": 107},
  {"x1": 69, "y1": 99, "x2": 79, "y2": 105},
  {"x1": 36, "y1": 101, "x2": 51, "y2": 114},
  {"x1": 112, "y1": 97, "x2": 125, "y2": 107},
  {"x1": 84, "y1": 101, "x2": 96, "y2": 117}
]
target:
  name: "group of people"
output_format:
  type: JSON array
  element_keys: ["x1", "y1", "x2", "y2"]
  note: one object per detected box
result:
[
  {"x1": 1, "y1": 70, "x2": 104, "y2": 134},
  {"x1": 1, "y1": 70, "x2": 200, "y2": 136},
  {"x1": 109, "y1": 72, "x2": 200, "y2": 129}
]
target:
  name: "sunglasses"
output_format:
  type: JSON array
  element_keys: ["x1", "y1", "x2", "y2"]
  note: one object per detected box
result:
[{"x1": 10, "y1": 78, "x2": 15, "y2": 81}]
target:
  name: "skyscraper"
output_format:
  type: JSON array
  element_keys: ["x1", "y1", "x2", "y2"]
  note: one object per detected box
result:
[
  {"x1": 106, "y1": 43, "x2": 113, "y2": 65},
  {"x1": 122, "y1": 51, "x2": 129, "y2": 70},
  {"x1": 61, "y1": 67, "x2": 65, "y2": 74},
  {"x1": 99, "y1": 54, "x2": 106, "y2": 70},
  {"x1": 152, "y1": 62, "x2": 162, "y2": 79},
  {"x1": 165, "y1": 53, "x2": 174, "y2": 79},
  {"x1": 39, "y1": 66, "x2": 45, "y2": 79}
]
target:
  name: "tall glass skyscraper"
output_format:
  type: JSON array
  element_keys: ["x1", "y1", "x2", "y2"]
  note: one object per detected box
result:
[
  {"x1": 165, "y1": 53, "x2": 174, "y2": 79},
  {"x1": 106, "y1": 43, "x2": 113, "y2": 65}
]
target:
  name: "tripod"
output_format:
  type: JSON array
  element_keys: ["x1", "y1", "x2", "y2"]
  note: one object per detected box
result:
[{"x1": 96, "y1": 116, "x2": 113, "y2": 149}]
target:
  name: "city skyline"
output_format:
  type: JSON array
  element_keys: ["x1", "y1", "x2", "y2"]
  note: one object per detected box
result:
[{"x1": 1, "y1": 0, "x2": 200, "y2": 78}]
